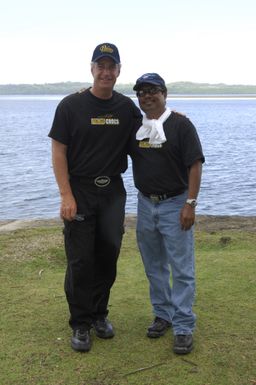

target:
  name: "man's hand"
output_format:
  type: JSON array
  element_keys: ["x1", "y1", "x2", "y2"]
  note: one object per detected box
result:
[
  {"x1": 180, "y1": 204, "x2": 195, "y2": 231},
  {"x1": 60, "y1": 193, "x2": 77, "y2": 221}
]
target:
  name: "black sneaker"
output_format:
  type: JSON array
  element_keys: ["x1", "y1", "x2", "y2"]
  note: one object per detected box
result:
[
  {"x1": 93, "y1": 318, "x2": 115, "y2": 339},
  {"x1": 173, "y1": 334, "x2": 193, "y2": 354},
  {"x1": 147, "y1": 317, "x2": 171, "y2": 338},
  {"x1": 71, "y1": 328, "x2": 91, "y2": 352}
]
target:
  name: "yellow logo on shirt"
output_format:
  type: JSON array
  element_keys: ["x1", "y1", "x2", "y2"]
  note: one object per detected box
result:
[
  {"x1": 139, "y1": 141, "x2": 162, "y2": 148},
  {"x1": 91, "y1": 118, "x2": 105, "y2": 125},
  {"x1": 91, "y1": 118, "x2": 119, "y2": 125}
]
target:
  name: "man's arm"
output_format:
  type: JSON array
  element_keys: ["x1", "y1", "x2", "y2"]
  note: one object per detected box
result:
[
  {"x1": 180, "y1": 160, "x2": 202, "y2": 230},
  {"x1": 51, "y1": 139, "x2": 77, "y2": 221}
]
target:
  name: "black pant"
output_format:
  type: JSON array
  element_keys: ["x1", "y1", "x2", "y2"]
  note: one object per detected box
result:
[{"x1": 63, "y1": 177, "x2": 126, "y2": 329}]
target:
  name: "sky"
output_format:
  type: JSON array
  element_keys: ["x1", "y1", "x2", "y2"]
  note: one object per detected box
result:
[{"x1": 0, "y1": 0, "x2": 256, "y2": 85}]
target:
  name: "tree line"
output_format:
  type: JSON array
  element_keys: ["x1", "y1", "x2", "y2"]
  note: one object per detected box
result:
[{"x1": 1, "y1": 81, "x2": 256, "y2": 95}]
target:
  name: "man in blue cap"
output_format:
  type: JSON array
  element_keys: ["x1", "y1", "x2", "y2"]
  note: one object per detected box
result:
[
  {"x1": 49, "y1": 43, "x2": 141, "y2": 352},
  {"x1": 129, "y1": 73, "x2": 205, "y2": 354}
]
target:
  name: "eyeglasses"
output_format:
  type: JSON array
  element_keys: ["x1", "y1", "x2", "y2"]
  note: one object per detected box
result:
[{"x1": 136, "y1": 87, "x2": 164, "y2": 97}]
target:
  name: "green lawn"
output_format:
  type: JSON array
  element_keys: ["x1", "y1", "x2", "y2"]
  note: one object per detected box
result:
[{"x1": 0, "y1": 224, "x2": 255, "y2": 385}]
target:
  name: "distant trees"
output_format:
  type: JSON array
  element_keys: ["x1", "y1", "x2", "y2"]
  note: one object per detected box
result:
[{"x1": 0, "y1": 81, "x2": 256, "y2": 95}]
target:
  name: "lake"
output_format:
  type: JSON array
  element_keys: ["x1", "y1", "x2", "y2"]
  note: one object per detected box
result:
[{"x1": 0, "y1": 95, "x2": 255, "y2": 219}]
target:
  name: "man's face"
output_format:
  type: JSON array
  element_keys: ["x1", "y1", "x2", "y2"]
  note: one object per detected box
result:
[
  {"x1": 91, "y1": 57, "x2": 120, "y2": 89},
  {"x1": 136, "y1": 84, "x2": 166, "y2": 115}
]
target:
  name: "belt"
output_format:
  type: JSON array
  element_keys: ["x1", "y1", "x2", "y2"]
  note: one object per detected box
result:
[
  {"x1": 142, "y1": 190, "x2": 184, "y2": 203},
  {"x1": 70, "y1": 175, "x2": 121, "y2": 187}
]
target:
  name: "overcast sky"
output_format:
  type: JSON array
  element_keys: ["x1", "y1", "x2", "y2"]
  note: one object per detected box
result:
[{"x1": 1, "y1": 0, "x2": 255, "y2": 85}]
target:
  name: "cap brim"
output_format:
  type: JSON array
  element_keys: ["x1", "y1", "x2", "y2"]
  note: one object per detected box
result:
[
  {"x1": 133, "y1": 80, "x2": 161, "y2": 91},
  {"x1": 92, "y1": 54, "x2": 120, "y2": 64}
]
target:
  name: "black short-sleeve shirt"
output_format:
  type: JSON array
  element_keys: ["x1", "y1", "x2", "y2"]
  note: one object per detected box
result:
[
  {"x1": 129, "y1": 111, "x2": 205, "y2": 195},
  {"x1": 49, "y1": 89, "x2": 141, "y2": 177}
]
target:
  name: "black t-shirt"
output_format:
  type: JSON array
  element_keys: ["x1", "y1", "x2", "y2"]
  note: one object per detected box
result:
[
  {"x1": 48, "y1": 89, "x2": 141, "y2": 177},
  {"x1": 129, "y1": 111, "x2": 205, "y2": 195}
]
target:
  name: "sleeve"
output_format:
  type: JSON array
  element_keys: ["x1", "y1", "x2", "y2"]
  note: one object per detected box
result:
[
  {"x1": 180, "y1": 116, "x2": 205, "y2": 167},
  {"x1": 48, "y1": 98, "x2": 71, "y2": 145},
  {"x1": 133, "y1": 102, "x2": 143, "y2": 127},
  {"x1": 127, "y1": 103, "x2": 142, "y2": 156}
]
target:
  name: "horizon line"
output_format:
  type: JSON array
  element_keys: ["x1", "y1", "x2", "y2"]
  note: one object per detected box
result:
[{"x1": 1, "y1": 81, "x2": 256, "y2": 87}]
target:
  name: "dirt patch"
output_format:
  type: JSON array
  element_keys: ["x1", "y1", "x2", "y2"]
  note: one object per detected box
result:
[
  {"x1": 0, "y1": 218, "x2": 62, "y2": 233},
  {"x1": 125, "y1": 215, "x2": 256, "y2": 232},
  {"x1": 0, "y1": 215, "x2": 255, "y2": 233},
  {"x1": 194, "y1": 215, "x2": 256, "y2": 232}
]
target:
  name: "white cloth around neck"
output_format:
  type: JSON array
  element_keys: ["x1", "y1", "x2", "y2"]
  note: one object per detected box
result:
[{"x1": 136, "y1": 107, "x2": 172, "y2": 144}]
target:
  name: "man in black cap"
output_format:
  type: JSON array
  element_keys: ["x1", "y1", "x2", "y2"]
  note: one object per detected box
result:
[
  {"x1": 49, "y1": 43, "x2": 141, "y2": 352},
  {"x1": 129, "y1": 73, "x2": 205, "y2": 354}
]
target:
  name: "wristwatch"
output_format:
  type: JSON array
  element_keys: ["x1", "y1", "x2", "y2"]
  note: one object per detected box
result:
[{"x1": 186, "y1": 199, "x2": 197, "y2": 208}]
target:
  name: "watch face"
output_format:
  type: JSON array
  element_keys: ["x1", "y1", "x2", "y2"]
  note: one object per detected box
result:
[{"x1": 186, "y1": 199, "x2": 197, "y2": 207}]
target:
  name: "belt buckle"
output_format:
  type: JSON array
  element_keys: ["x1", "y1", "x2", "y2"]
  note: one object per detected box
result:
[
  {"x1": 94, "y1": 176, "x2": 110, "y2": 187},
  {"x1": 149, "y1": 194, "x2": 160, "y2": 203}
]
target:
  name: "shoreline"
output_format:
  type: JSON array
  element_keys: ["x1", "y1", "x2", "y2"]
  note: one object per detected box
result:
[{"x1": 0, "y1": 215, "x2": 255, "y2": 233}]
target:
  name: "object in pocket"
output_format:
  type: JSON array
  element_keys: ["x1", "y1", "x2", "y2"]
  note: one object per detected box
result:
[{"x1": 74, "y1": 214, "x2": 86, "y2": 221}]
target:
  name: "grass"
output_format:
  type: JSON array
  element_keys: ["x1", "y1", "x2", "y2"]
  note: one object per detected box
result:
[{"x1": 0, "y1": 223, "x2": 255, "y2": 385}]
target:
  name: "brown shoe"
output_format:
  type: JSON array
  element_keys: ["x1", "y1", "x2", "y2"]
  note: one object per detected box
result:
[
  {"x1": 147, "y1": 317, "x2": 171, "y2": 338},
  {"x1": 173, "y1": 334, "x2": 193, "y2": 354}
]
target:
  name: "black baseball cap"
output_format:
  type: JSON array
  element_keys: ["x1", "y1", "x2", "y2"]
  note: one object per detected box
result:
[
  {"x1": 133, "y1": 73, "x2": 166, "y2": 90},
  {"x1": 91, "y1": 42, "x2": 120, "y2": 64}
]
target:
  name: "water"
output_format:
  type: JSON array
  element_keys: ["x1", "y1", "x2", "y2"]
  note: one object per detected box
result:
[{"x1": 0, "y1": 95, "x2": 256, "y2": 219}]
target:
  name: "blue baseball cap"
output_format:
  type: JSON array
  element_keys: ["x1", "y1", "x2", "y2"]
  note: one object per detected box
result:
[
  {"x1": 91, "y1": 42, "x2": 121, "y2": 64},
  {"x1": 133, "y1": 73, "x2": 166, "y2": 90}
]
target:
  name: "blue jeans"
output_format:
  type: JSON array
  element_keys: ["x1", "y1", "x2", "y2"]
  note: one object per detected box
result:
[{"x1": 136, "y1": 191, "x2": 196, "y2": 335}]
